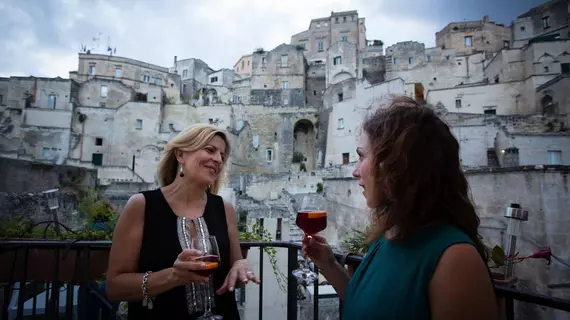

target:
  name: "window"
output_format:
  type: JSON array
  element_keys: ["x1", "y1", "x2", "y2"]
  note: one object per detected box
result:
[
  {"x1": 426, "y1": 55, "x2": 431, "y2": 63},
  {"x1": 282, "y1": 81, "x2": 289, "y2": 89},
  {"x1": 283, "y1": 98, "x2": 288, "y2": 105},
  {"x1": 409, "y1": 57, "x2": 415, "y2": 64},
  {"x1": 115, "y1": 68, "x2": 122, "y2": 77},
  {"x1": 542, "y1": 16, "x2": 550, "y2": 29},
  {"x1": 276, "y1": 218, "x2": 282, "y2": 241},
  {"x1": 155, "y1": 78, "x2": 162, "y2": 86},
  {"x1": 266, "y1": 148, "x2": 273, "y2": 162},
  {"x1": 91, "y1": 153, "x2": 103, "y2": 166},
  {"x1": 281, "y1": 55, "x2": 288, "y2": 67},
  {"x1": 464, "y1": 36, "x2": 472, "y2": 48},
  {"x1": 233, "y1": 95, "x2": 239, "y2": 104},
  {"x1": 561, "y1": 63, "x2": 570, "y2": 74},
  {"x1": 242, "y1": 61, "x2": 245, "y2": 68},
  {"x1": 237, "y1": 120, "x2": 244, "y2": 130},
  {"x1": 89, "y1": 66, "x2": 96, "y2": 75},
  {"x1": 0, "y1": 94, "x2": 3, "y2": 105},
  {"x1": 313, "y1": 90, "x2": 317, "y2": 96},
  {"x1": 393, "y1": 57, "x2": 398, "y2": 65},
  {"x1": 42, "y1": 147, "x2": 50, "y2": 158},
  {"x1": 210, "y1": 77, "x2": 218, "y2": 83},
  {"x1": 338, "y1": 118, "x2": 344, "y2": 129},
  {"x1": 503, "y1": 41, "x2": 510, "y2": 49},
  {"x1": 342, "y1": 153, "x2": 349, "y2": 165},
  {"x1": 136, "y1": 119, "x2": 143, "y2": 130},
  {"x1": 333, "y1": 56, "x2": 342, "y2": 65},
  {"x1": 338, "y1": 93, "x2": 344, "y2": 102},
  {"x1": 455, "y1": 99, "x2": 462, "y2": 108},
  {"x1": 343, "y1": 16, "x2": 346, "y2": 23},
  {"x1": 99, "y1": 102, "x2": 106, "y2": 107},
  {"x1": 95, "y1": 137, "x2": 103, "y2": 146},
  {"x1": 342, "y1": 36, "x2": 348, "y2": 42},
  {"x1": 100, "y1": 85, "x2": 108, "y2": 98},
  {"x1": 544, "y1": 66, "x2": 549, "y2": 73},
  {"x1": 484, "y1": 109, "x2": 496, "y2": 115},
  {"x1": 182, "y1": 69, "x2": 188, "y2": 78},
  {"x1": 318, "y1": 40, "x2": 324, "y2": 51},
  {"x1": 335, "y1": 17, "x2": 339, "y2": 23},
  {"x1": 48, "y1": 94, "x2": 56, "y2": 109},
  {"x1": 547, "y1": 150, "x2": 562, "y2": 165},
  {"x1": 262, "y1": 57, "x2": 266, "y2": 64},
  {"x1": 520, "y1": 26, "x2": 525, "y2": 32},
  {"x1": 143, "y1": 75, "x2": 151, "y2": 83}
]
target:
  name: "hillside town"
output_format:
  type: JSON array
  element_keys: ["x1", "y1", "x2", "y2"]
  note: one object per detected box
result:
[{"x1": 1, "y1": 0, "x2": 569, "y2": 319}]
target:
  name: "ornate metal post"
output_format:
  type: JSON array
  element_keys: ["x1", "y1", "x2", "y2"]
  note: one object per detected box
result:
[{"x1": 504, "y1": 203, "x2": 529, "y2": 278}]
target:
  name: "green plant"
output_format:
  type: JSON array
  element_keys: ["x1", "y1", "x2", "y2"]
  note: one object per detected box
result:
[
  {"x1": 79, "y1": 189, "x2": 117, "y2": 225},
  {"x1": 341, "y1": 227, "x2": 370, "y2": 256},
  {"x1": 488, "y1": 245, "x2": 552, "y2": 268},
  {"x1": 255, "y1": 48, "x2": 265, "y2": 53},
  {"x1": 165, "y1": 96, "x2": 176, "y2": 104},
  {"x1": 295, "y1": 44, "x2": 305, "y2": 51},
  {"x1": 299, "y1": 163, "x2": 307, "y2": 172},
  {"x1": 316, "y1": 183, "x2": 323, "y2": 193},
  {"x1": 239, "y1": 222, "x2": 287, "y2": 292},
  {"x1": 192, "y1": 91, "x2": 200, "y2": 99}
]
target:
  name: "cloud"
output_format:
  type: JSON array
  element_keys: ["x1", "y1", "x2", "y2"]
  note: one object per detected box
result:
[{"x1": 1, "y1": 0, "x2": 528, "y2": 78}]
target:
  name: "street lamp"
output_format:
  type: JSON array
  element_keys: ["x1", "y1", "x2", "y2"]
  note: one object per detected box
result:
[
  {"x1": 504, "y1": 203, "x2": 529, "y2": 279},
  {"x1": 42, "y1": 188, "x2": 61, "y2": 234}
]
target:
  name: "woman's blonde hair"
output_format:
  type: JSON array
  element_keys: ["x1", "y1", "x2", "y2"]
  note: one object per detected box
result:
[{"x1": 157, "y1": 123, "x2": 231, "y2": 194}]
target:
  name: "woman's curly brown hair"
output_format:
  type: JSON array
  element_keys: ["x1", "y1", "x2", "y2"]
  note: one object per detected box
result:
[{"x1": 363, "y1": 96, "x2": 487, "y2": 262}]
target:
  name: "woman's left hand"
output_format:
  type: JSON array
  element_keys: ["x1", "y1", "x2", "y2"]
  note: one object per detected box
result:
[{"x1": 216, "y1": 259, "x2": 260, "y2": 294}]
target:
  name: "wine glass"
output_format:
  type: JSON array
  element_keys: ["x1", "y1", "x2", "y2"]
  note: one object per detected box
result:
[
  {"x1": 293, "y1": 195, "x2": 327, "y2": 283},
  {"x1": 191, "y1": 236, "x2": 223, "y2": 320}
]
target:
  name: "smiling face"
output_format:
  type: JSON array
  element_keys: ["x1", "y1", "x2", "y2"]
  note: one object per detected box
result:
[
  {"x1": 176, "y1": 134, "x2": 227, "y2": 187},
  {"x1": 352, "y1": 132, "x2": 381, "y2": 209}
]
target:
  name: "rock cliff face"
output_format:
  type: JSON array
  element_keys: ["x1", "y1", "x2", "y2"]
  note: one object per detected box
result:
[{"x1": 0, "y1": 191, "x2": 86, "y2": 232}]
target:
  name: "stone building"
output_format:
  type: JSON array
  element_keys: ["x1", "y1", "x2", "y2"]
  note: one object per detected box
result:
[
  {"x1": 436, "y1": 15, "x2": 512, "y2": 55},
  {"x1": 234, "y1": 54, "x2": 253, "y2": 76},
  {"x1": 427, "y1": 38, "x2": 570, "y2": 116},
  {"x1": 74, "y1": 53, "x2": 182, "y2": 104},
  {"x1": 250, "y1": 44, "x2": 307, "y2": 107},
  {"x1": 290, "y1": 10, "x2": 374, "y2": 63},
  {"x1": 512, "y1": 0, "x2": 570, "y2": 48}
]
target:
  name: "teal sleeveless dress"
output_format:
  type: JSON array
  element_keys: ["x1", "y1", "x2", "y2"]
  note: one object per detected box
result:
[{"x1": 342, "y1": 224, "x2": 475, "y2": 320}]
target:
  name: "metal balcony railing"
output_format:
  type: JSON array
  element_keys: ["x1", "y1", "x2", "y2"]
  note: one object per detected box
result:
[{"x1": 1, "y1": 240, "x2": 570, "y2": 320}]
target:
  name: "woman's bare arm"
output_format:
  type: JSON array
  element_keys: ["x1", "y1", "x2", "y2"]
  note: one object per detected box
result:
[
  {"x1": 429, "y1": 243, "x2": 499, "y2": 320},
  {"x1": 105, "y1": 194, "x2": 178, "y2": 301}
]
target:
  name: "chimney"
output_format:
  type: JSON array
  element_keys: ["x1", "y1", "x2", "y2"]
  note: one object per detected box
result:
[
  {"x1": 174, "y1": 56, "x2": 177, "y2": 66},
  {"x1": 483, "y1": 15, "x2": 489, "y2": 23}
]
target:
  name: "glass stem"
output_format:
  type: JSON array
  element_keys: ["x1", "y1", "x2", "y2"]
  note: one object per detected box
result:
[{"x1": 205, "y1": 283, "x2": 211, "y2": 313}]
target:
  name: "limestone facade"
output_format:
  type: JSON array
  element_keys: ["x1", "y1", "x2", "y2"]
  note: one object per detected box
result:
[
  {"x1": 436, "y1": 15, "x2": 512, "y2": 55},
  {"x1": 512, "y1": 0, "x2": 570, "y2": 49}
]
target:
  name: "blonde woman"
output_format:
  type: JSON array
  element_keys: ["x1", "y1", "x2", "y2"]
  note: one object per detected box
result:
[{"x1": 106, "y1": 124, "x2": 258, "y2": 319}]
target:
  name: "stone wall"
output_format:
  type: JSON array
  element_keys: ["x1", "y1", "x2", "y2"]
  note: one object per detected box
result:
[{"x1": 0, "y1": 157, "x2": 97, "y2": 194}]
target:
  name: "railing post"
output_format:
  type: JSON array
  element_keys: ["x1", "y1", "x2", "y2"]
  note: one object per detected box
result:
[
  {"x1": 287, "y1": 246, "x2": 298, "y2": 320},
  {"x1": 313, "y1": 266, "x2": 319, "y2": 320}
]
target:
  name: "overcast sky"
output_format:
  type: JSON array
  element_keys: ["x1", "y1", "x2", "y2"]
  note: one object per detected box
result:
[{"x1": 0, "y1": 0, "x2": 545, "y2": 78}]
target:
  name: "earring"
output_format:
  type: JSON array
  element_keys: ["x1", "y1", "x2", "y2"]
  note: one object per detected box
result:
[{"x1": 179, "y1": 167, "x2": 184, "y2": 178}]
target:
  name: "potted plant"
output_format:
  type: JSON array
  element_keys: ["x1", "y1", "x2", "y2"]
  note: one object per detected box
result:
[{"x1": 488, "y1": 244, "x2": 552, "y2": 285}]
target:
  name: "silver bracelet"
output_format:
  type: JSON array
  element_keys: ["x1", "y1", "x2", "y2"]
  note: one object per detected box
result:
[{"x1": 141, "y1": 271, "x2": 154, "y2": 309}]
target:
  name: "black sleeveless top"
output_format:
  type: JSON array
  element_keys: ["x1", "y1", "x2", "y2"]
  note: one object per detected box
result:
[{"x1": 127, "y1": 189, "x2": 240, "y2": 320}]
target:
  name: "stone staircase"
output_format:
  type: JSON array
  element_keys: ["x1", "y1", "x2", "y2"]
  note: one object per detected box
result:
[{"x1": 281, "y1": 190, "x2": 304, "y2": 243}]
